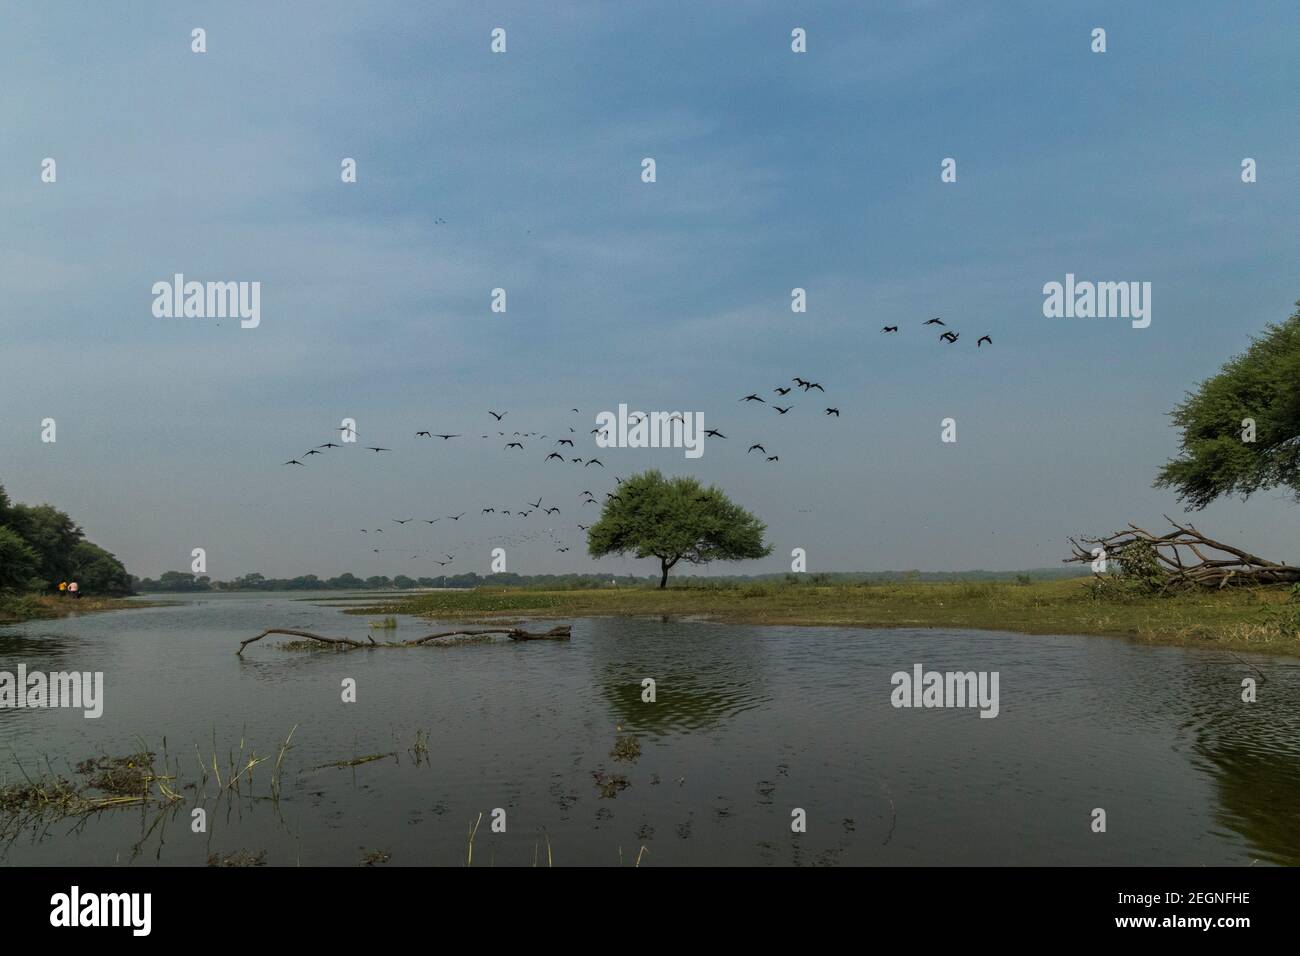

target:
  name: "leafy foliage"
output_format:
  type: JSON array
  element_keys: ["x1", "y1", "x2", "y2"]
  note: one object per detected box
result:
[
  {"x1": 1155, "y1": 302, "x2": 1300, "y2": 509},
  {"x1": 0, "y1": 527, "x2": 40, "y2": 591},
  {"x1": 586, "y1": 470, "x2": 772, "y2": 587},
  {"x1": 0, "y1": 482, "x2": 131, "y2": 594}
]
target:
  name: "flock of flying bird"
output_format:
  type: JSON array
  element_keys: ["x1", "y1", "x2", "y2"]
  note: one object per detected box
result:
[
  {"x1": 277, "y1": 316, "x2": 992, "y2": 569},
  {"x1": 882, "y1": 316, "x2": 992, "y2": 348}
]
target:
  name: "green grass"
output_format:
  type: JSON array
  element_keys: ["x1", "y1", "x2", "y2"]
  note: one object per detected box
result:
[
  {"x1": 0, "y1": 593, "x2": 154, "y2": 624},
  {"x1": 360, "y1": 578, "x2": 1300, "y2": 655}
]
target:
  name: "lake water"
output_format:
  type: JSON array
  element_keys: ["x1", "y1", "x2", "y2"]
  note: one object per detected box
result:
[{"x1": 2, "y1": 592, "x2": 1298, "y2": 866}]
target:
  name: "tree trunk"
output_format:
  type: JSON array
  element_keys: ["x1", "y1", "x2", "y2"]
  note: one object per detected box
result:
[{"x1": 658, "y1": 555, "x2": 680, "y2": 588}]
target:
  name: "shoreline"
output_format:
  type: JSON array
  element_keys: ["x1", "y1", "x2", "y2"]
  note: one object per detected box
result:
[
  {"x1": 358, "y1": 578, "x2": 1300, "y2": 657},
  {"x1": 0, "y1": 594, "x2": 161, "y2": 625}
]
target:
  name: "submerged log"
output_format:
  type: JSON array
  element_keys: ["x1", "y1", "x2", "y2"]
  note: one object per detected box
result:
[{"x1": 237, "y1": 624, "x2": 571, "y2": 656}]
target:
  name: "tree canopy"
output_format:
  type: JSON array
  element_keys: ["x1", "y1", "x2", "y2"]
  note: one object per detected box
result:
[
  {"x1": 0, "y1": 481, "x2": 131, "y2": 594},
  {"x1": 585, "y1": 470, "x2": 772, "y2": 587},
  {"x1": 1155, "y1": 302, "x2": 1300, "y2": 509}
]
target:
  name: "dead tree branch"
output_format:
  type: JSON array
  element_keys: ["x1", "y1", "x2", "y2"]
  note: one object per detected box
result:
[
  {"x1": 237, "y1": 625, "x2": 571, "y2": 656},
  {"x1": 1066, "y1": 517, "x2": 1299, "y2": 590}
]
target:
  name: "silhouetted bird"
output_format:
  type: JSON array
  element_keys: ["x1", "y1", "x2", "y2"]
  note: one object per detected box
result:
[
  {"x1": 774, "y1": 405, "x2": 792, "y2": 414},
  {"x1": 925, "y1": 318, "x2": 945, "y2": 326},
  {"x1": 489, "y1": 411, "x2": 507, "y2": 420},
  {"x1": 284, "y1": 459, "x2": 306, "y2": 466},
  {"x1": 977, "y1": 335, "x2": 992, "y2": 347},
  {"x1": 705, "y1": 429, "x2": 725, "y2": 438},
  {"x1": 741, "y1": 394, "x2": 765, "y2": 403},
  {"x1": 825, "y1": 407, "x2": 840, "y2": 416},
  {"x1": 748, "y1": 444, "x2": 766, "y2": 453},
  {"x1": 882, "y1": 326, "x2": 898, "y2": 333}
]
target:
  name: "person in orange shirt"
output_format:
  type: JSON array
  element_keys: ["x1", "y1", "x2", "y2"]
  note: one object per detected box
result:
[{"x1": 58, "y1": 581, "x2": 68, "y2": 594}]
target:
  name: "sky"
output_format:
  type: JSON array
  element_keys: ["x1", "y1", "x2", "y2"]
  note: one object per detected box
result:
[{"x1": 2, "y1": 0, "x2": 1298, "y2": 581}]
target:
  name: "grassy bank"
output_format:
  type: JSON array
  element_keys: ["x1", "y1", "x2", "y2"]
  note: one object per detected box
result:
[
  {"x1": 359, "y1": 578, "x2": 1300, "y2": 655},
  {"x1": 0, "y1": 593, "x2": 151, "y2": 625}
]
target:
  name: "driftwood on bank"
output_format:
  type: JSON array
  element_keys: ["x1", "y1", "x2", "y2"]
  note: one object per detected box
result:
[
  {"x1": 236, "y1": 624, "x2": 571, "y2": 656},
  {"x1": 1066, "y1": 516, "x2": 1299, "y2": 591}
]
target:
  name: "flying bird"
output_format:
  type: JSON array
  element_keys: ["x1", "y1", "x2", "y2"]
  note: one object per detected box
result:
[
  {"x1": 489, "y1": 411, "x2": 507, "y2": 420},
  {"x1": 924, "y1": 318, "x2": 945, "y2": 326},
  {"x1": 825, "y1": 407, "x2": 840, "y2": 416},
  {"x1": 505, "y1": 442, "x2": 523, "y2": 449},
  {"x1": 318, "y1": 443, "x2": 340, "y2": 449},
  {"x1": 882, "y1": 326, "x2": 898, "y2": 333},
  {"x1": 283, "y1": 459, "x2": 305, "y2": 466},
  {"x1": 415, "y1": 431, "x2": 431, "y2": 437},
  {"x1": 940, "y1": 331, "x2": 958, "y2": 343},
  {"x1": 435, "y1": 434, "x2": 461, "y2": 440},
  {"x1": 393, "y1": 518, "x2": 414, "y2": 524},
  {"x1": 741, "y1": 394, "x2": 765, "y2": 403},
  {"x1": 748, "y1": 444, "x2": 766, "y2": 454},
  {"x1": 585, "y1": 459, "x2": 604, "y2": 467},
  {"x1": 977, "y1": 335, "x2": 992, "y2": 347},
  {"x1": 705, "y1": 429, "x2": 726, "y2": 438},
  {"x1": 366, "y1": 447, "x2": 390, "y2": 453},
  {"x1": 546, "y1": 453, "x2": 565, "y2": 461},
  {"x1": 774, "y1": 405, "x2": 792, "y2": 414},
  {"x1": 766, "y1": 455, "x2": 780, "y2": 462},
  {"x1": 774, "y1": 387, "x2": 792, "y2": 395}
]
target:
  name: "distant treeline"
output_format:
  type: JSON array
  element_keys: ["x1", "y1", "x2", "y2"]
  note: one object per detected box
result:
[
  {"x1": 0, "y1": 482, "x2": 132, "y2": 595},
  {"x1": 133, "y1": 567, "x2": 1089, "y2": 592}
]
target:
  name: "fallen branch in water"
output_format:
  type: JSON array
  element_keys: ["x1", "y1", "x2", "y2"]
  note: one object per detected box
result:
[{"x1": 237, "y1": 624, "x2": 571, "y2": 655}]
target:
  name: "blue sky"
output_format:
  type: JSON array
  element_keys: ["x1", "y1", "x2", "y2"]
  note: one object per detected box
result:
[{"x1": 2, "y1": 1, "x2": 1298, "y2": 580}]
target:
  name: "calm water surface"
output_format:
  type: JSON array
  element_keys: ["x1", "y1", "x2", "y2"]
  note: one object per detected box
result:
[{"x1": 1, "y1": 592, "x2": 1297, "y2": 866}]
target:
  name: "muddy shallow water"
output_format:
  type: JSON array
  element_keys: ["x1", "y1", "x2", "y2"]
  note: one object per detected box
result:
[{"x1": 1, "y1": 592, "x2": 1297, "y2": 866}]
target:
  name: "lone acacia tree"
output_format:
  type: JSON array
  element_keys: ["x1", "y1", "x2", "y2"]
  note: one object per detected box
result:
[
  {"x1": 585, "y1": 470, "x2": 772, "y2": 587},
  {"x1": 1155, "y1": 301, "x2": 1300, "y2": 509}
]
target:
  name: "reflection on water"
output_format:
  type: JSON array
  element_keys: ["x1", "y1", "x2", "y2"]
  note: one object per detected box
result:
[
  {"x1": 589, "y1": 618, "x2": 771, "y2": 733},
  {"x1": 0, "y1": 593, "x2": 1297, "y2": 866}
]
